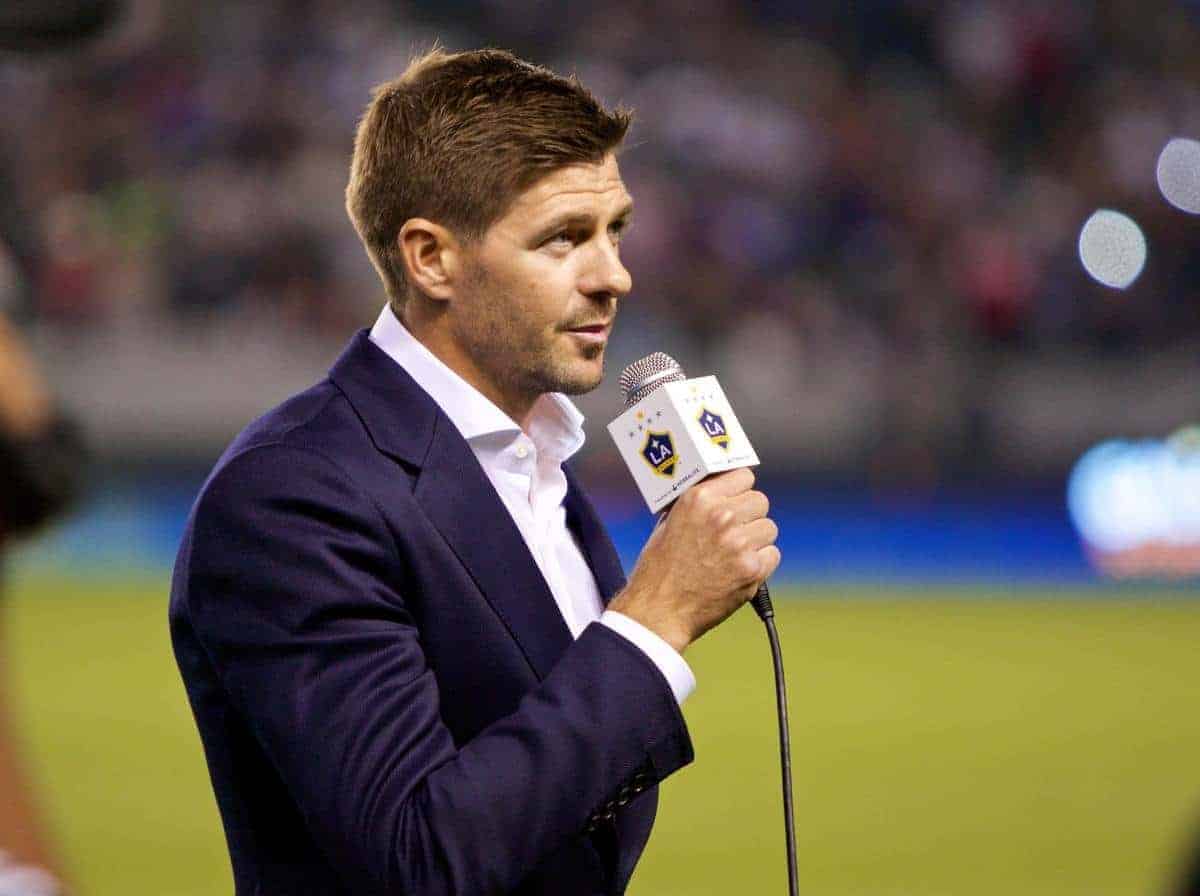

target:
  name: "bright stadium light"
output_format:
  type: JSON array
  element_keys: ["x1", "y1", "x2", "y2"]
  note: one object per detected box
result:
[
  {"x1": 1078, "y1": 209, "x2": 1147, "y2": 290},
  {"x1": 1067, "y1": 426, "x2": 1200, "y2": 578},
  {"x1": 1156, "y1": 137, "x2": 1200, "y2": 214}
]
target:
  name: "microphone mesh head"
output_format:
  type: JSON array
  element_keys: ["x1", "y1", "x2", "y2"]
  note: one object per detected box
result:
[{"x1": 619, "y1": 352, "x2": 686, "y2": 407}]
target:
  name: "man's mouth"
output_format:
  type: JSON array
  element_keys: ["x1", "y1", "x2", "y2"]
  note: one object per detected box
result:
[{"x1": 565, "y1": 322, "x2": 611, "y2": 345}]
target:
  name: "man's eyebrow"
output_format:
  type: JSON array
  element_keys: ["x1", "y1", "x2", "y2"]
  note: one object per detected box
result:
[{"x1": 536, "y1": 202, "x2": 635, "y2": 236}]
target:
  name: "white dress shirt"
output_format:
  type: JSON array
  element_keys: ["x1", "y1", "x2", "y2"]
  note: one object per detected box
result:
[{"x1": 369, "y1": 306, "x2": 695, "y2": 704}]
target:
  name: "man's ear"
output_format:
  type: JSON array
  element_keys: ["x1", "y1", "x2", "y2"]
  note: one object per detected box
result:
[{"x1": 397, "y1": 218, "x2": 461, "y2": 302}]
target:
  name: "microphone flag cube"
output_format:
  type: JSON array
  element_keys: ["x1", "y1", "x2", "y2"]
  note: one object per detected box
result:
[{"x1": 607, "y1": 375, "x2": 760, "y2": 512}]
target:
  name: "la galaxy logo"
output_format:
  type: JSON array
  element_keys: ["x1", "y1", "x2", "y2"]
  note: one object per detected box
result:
[
  {"x1": 642, "y1": 430, "x2": 677, "y2": 478},
  {"x1": 698, "y1": 408, "x2": 730, "y2": 450}
]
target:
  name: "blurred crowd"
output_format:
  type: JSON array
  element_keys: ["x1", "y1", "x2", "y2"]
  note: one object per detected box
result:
[{"x1": 2, "y1": 0, "x2": 1200, "y2": 478}]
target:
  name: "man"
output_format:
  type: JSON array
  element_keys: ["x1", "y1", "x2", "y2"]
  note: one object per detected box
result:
[{"x1": 170, "y1": 48, "x2": 779, "y2": 895}]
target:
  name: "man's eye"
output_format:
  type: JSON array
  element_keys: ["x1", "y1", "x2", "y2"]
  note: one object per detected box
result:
[{"x1": 545, "y1": 231, "x2": 573, "y2": 248}]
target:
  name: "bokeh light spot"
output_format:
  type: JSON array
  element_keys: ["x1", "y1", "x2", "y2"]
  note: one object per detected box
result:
[
  {"x1": 1156, "y1": 137, "x2": 1200, "y2": 214},
  {"x1": 1077, "y1": 209, "x2": 1147, "y2": 290}
]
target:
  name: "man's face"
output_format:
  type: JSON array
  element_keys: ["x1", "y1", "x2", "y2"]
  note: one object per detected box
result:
[{"x1": 448, "y1": 153, "x2": 633, "y2": 413}]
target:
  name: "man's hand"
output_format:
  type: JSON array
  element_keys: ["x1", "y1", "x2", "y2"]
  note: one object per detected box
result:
[{"x1": 607, "y1": 468, "x2": 780, "y2": 654}]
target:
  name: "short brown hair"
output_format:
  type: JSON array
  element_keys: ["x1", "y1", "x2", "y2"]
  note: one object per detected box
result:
[{"x1": 345, "y1": 47, "x2": 631, "y2": 308}]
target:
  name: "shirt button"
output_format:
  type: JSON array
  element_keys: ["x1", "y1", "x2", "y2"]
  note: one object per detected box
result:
[{"x1": 515, "y1": 445, "x2": 529, "y2": 459}]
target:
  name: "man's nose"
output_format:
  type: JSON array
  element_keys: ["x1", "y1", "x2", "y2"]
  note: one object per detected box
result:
[{"x1": 580, "y1": 237, "x2": 632, "y2": 301}]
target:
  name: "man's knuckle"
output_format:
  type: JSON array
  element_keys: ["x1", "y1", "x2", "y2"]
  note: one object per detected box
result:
[
  {"x1": 720, "y1": 529, "x2": 744, "y2": 552},
  {"x1": 736, "y1": 554, "x2": 760, "y2": 581}
]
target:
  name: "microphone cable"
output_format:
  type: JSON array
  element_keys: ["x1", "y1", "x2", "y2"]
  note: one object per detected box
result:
[
  {"x1": 750, "y1": 582, "x2": 798, "y2": 896},
  {"x1": 619, "y1": 353, "x2": 796, "y2": 893}
]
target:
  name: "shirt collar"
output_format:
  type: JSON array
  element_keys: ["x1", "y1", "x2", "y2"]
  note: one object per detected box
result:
[{"x1": 367, "y1": 304, "x2": 586, "y2": 462}]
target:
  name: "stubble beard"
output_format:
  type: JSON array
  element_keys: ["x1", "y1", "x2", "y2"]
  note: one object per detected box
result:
[
  {"x1": 455, "y1": 280, "x2": 606, "y2": 411},
  {"x1": 465, "y1": 311, "x2": 606, "y2": 403}
]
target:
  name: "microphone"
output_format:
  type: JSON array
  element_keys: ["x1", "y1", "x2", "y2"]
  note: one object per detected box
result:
[
  {"x1": 610, "y1": 352, "x2": 773, "y2": 619},
  {"x1": 611, "y1": 351, "x2": 798, "y2": 896},
  {"x1": 617, "y1": 352, "x2": 687, "y2": 406}
]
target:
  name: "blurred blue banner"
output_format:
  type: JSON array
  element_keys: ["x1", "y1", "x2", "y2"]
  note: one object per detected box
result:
[{"x1": 11, "y1": 474, "x2": 1119, "y2": 586}]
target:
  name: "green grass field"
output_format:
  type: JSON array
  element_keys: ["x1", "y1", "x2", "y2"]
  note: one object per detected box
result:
[{"x1": 6, "y1": 576, "x2": 1200, "y2": 895}]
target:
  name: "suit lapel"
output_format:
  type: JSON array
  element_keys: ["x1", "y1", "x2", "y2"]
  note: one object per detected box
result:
[
  {"x1": 563, "y1": 466, "x2": 627, "y2": 605},
  {"x1": 329, "y1": 331, "x2": 573, "y2": 681},
  {"x1": 413, "y1": 415, "x2": 573, "y2": 680}
]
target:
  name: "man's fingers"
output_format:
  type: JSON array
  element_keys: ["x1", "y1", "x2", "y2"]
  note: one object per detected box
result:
[
  {"x1": 741, "y1": 516, "x2": 779, "y2": 550},
  {"x1": 703, "y1": 467, "x2": 755, "y2": 499},
  {"x1": 730, "y1": 490, "x2": 769, "y2": 525},
  {"x1": 756, "y1": 545, "x2": 782, "y2": 580}
]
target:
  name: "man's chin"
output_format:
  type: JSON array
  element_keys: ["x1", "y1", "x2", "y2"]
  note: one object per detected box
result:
[
  {"x1": 555, "y1": 372, "x2": 604, "y2": 396},
  {"x1": 552, "y1": 357, "x2": 606, "y2": 396}
]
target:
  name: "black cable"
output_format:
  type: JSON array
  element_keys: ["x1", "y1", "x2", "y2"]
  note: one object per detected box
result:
[{"x1": 750, "y1": 582, "x2": 798, "y2": 896}]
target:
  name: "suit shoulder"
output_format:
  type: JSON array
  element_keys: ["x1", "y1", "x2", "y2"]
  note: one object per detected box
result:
[
  {"x1": 172, "y1": 386, "x2": 394, "y2": 619},
  {"x1": 223, "y1": 379, "x2": 357, "y2": 459},
  {"x1": 193, "y1": 381, "x2": 379, "y2": 508}
]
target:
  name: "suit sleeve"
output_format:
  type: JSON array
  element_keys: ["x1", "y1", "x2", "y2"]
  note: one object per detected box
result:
[{"x1": 177, "y1": 442, "x2": 693, "y2": 895}]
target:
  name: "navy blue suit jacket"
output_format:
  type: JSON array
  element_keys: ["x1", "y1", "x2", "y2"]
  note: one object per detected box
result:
[{"x1": 169, "y1": 331, "x2": 694, "y2": 894}]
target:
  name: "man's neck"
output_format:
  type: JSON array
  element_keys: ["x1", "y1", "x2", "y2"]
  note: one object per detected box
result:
[{"x1": 394, "y1": 304, "x2": 537, "y2": 429}]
